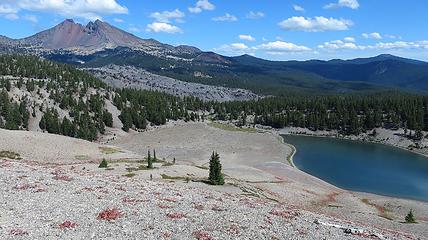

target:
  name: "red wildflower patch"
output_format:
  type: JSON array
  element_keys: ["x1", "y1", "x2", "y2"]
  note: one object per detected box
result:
[
  {"x1": 255, "y1": 198, "x2": 269, "y2": 205},
  {"x1": 269, "y1": 209, "x2": 299, "y2": 220},
  {"x1": 229, "y1": 224, "x2": 239, "y2": 234},
  {"x1": 59, "y1": 221, "x2": 77, "y2": 229},
  {"x1": 193, "y1": 204, "x2": 204, "y2": 211},
  {"x1": 51, "y1": 168, "x2": 63, "y2": 175},
  {"x1": 162, "y1": 231, "x2": 173, "y2": 238},
  {"x1": 82, "y1": 187, "x2": 94, "y2": 192},
  {"x1": 9, "y1": 229, "x2": 28, "y2": 236},
  {"x1": 53, "y1": 175, "x2": 73, "y2": 181},
  {"x1": 204, "y1": 194, "x2": 214, "y2": 199},
  {"x1": 98, "y1": 189, "x2": 109, "y2": 194},
  {"x1": 122, "y1": 197, "x2": 142, "y2": 205},
  {"x1": 192, "y1": 231, "x2": 215, "y2": 240},
  {"x1": 265, "y1": 216, "x2": 273, "y2": 225},
  {"x1": 158, "y1": 204, "x2": 173, "y2": 209},
  {"x1": 115, "y1": 186, "x2": 127, "y2": 192},
  {"x1": 35, "y1": 188, "x2": 47, "y2": 193},
  {"x1": 14, "y1": 184, "x2": 36, "y2": 190},
  {"x1": 0, "y1": 160, "x2": 12, "y2": 168},
  {"x1": 160, "y1": 198, "x2": 177, "y2": 202},
  {"x1": 211, "y1": 205, "x2": 224, "y2": 212},
  {"x1": 166, "y1": 212, "x2": 186, "y2": 219},
  {"x1": 97, "y1": 208, "x2": 123, "y2": 221}
]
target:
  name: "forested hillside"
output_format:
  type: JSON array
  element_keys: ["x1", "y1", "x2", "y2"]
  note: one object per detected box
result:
[
  {"x1": 1, "y1": 55, "x2": 428, "y2": 142},
  {"x1": 0, "y1": 55, "x2": 205, "y2": 141},
  {"x1": 212, "y1": 93, "x2": 428, "y2": 137}
]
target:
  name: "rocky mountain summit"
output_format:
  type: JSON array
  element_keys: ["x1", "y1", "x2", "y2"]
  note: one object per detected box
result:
[{"x1": 0, "y1": 19, "x2": 201, "y2": 57}]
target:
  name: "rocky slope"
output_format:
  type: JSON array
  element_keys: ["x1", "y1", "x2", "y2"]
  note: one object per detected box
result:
[
  {"x1": 0, "y1": 128, "x2": 417, "y2": 239},
  {"x1": 2, "y1": 19, "x2": 200, "y2": 58},
  {"x1": 86, "y1": 65, "x2": 259, "y2": 102}
]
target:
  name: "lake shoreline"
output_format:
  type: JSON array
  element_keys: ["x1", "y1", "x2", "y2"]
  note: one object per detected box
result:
[
  {"x1": 283, "y1": 134, "x2": 428, "y2": 203},
  {"x1": 277, "y1": 127, "x2": 428, "y2": 159}
]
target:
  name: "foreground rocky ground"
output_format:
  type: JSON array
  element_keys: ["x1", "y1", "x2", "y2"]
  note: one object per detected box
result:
[
  {"x1": 1, "y1": 124, "x2": 427, "y2": 239},
  {"x1": 0, "y1": 159, "x2": 407, "y2": 240}
]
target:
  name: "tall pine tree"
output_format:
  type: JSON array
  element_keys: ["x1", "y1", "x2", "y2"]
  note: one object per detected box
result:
[{"x1": 208, "y1": 152, "x2": 224, "y2": 185}]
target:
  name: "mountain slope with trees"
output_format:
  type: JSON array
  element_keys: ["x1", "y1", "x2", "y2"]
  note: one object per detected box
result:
[
  {"x1": 1, "y1": 54, "x2": 428, "y2": 143},
  {"x1": 1, "y1": 19, "x2": 428, "y2": 95},
  {"x1": 0, "y1": 55, "x2": 205, "y2": 141}
]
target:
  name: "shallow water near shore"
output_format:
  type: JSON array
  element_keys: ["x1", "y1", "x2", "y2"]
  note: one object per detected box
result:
[{"x1": 284, "y1": 135, "x2": 428, "y2": 202}]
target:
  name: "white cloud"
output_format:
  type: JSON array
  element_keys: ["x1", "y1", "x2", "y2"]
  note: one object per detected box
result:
[
  {"x1": 293, "y1": 5, "x2": 305, "y2": 12},
  {"x1": 2, "y1": 0, "x2": 128, "y2": 21},
  {"x1": 239, "y1": 34, "x2": 255, "y2": 41},
  {"x1": 5, "y1": 13, "x2": 19, "y2": 20},
  {"x1": 256, "y1": 41, "x2": 312, "y2": 53},
  {"x1": 215, "y1": 43, "x2": 251, "y2": 55},
  {"x1": 324, "y1": 0, "x2": 360, "y2": 10},
  {"x1": 0, "y1": 4, "x2": 18, "y2": 20},
  {"x1": 188, "y1": 0, "x2": 215, "y2": 14},
  {"x1": 318, "y1": 39, "x2": 428, "y2": 51},
  {"x1": 23, "y1": 14, "x2": 38, "y2": 23},
  {"x1": 246, "y1": 11, "x2": 264, "y2": 19},
  {"x1": 149, "y1": 9, "x2": 184, "y2": 23},
  {"x1": 212, "y1": 13, "x2": 237, "y2": 22},
  {"x1": 362, "y1": 32, "x2": 382, "y2": 39},
  {"x1": 279, "y1": 16, "x2": 353, "y2": 32},
  {"x1": 318, "y1": 40, "x2": 364, "y2": 50},
  {"x1": 146, "y1": 22, "x2": 183, "y2": 34},
  {"x1": 344, "y1": 37, "x2": 356, "y2": 42},
  {"x1": 0, "y1": 4, "x2": 18, "y2": 14},
  {"x1": 372, "y1": 41, "x2": 413, "y2": 50}
]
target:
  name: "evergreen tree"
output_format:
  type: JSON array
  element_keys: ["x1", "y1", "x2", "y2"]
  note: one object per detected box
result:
[
  {"x1": 405, "y1": 209, "x2": 416, "y2": 223},
  {"x1": 153, "y1": 149, "x2": 157, "y2": 162},
  {"x1": 102, "y1": 111, "x2": 113, "y2": 127},
  {"x1": 147, "y1": 150, "x2": 153, "y2": 169},
  {"x1": 414, "y1": 128, "x2": 424, "y2": 141},
  {"x1": 5, "y1": 78, "x2": 11, "y2": 91},
  {"x1": 99, "y1": 158, "x2": 108, "y2": 168},
  {"x1": 208, "y1": 152, "x2": 224, "y2": 185}
]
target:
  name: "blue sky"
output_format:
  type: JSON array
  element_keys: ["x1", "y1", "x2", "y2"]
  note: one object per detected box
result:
[{"x1": 0, "y1": 0, "x2": 427, "y2": 61}]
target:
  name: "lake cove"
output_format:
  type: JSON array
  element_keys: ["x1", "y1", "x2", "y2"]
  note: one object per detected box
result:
[{"x1": 284, "y1": 135, "x2": 428, "y2": 202}]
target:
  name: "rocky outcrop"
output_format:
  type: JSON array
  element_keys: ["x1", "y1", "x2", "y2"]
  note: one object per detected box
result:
[{"x1": 86, "y1": 65, "x2": 259, "y2": 102}]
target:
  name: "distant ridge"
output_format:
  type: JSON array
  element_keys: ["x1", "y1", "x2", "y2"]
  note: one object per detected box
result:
[{"x1": 1, "y1": 19, "x2": 428, "y2": 94}]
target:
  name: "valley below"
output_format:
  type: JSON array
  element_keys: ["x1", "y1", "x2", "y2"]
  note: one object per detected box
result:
[{"x1": 1, "y1": 122, "x2": 427, "y2": 239}]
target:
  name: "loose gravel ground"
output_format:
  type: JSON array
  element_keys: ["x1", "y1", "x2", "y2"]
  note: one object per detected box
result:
[
  {"x1": 0, "y1": 159, "x2": 403, "y2": 240},
  {"x1": 86, "y1": 65, "x2": 259, "y2": 102},
  {"x1": 1, "y1": 124, "x2": 426, "y2": 239}
]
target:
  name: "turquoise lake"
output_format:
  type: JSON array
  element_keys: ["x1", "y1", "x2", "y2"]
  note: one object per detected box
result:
[{"x1": 284, "y1": 135, "x2": 428, "y2": 202}]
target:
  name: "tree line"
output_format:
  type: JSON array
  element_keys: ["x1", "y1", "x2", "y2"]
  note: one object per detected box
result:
[{"x1": 2, "y1": 54, "x2": 428, "y2": 141}]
